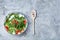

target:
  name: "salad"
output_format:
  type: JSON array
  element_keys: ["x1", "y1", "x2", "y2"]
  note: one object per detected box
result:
[{"x1": 4, "y1": 13, "x2": 28, "y2": 35}]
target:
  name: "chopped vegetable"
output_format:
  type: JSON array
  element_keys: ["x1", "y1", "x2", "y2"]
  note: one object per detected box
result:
[
  {"x1": 16, "y1": 30, "x2": 21, "y2": 34},
  {"x1": 4, "y1": 13, "x2": 27, "y2": 35},
  {"x1": 5, "y1": 25, "x2": 9, "y2": 31},
  {"x1": 23, "y1": 19, "x2": 27, "y2": 24}
]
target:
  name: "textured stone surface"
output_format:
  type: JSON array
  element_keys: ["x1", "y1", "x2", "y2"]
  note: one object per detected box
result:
[{"x1": 0, "y1": 0, "x2": 60, "y2": 40}]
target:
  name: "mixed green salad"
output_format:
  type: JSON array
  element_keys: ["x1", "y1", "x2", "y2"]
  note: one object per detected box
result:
[{"x1": 4, "y1": 13, "x2": 27, "y2": 35}]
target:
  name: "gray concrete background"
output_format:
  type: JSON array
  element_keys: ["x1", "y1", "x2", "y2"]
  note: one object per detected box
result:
[{"x1": 0, "y1": 0, "x2": 60, "y2": 40}]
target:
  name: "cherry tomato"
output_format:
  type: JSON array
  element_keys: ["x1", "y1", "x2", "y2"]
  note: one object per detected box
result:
[
  {"x1": 5, "y1": 26, "x2": 9, "y2": 31},
  {"x1": 23, "y1": 19, "x2": 26, "y2": 24},
  {"x1": 16, "y1": 30, "x2": 21, "y2": 34}
]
